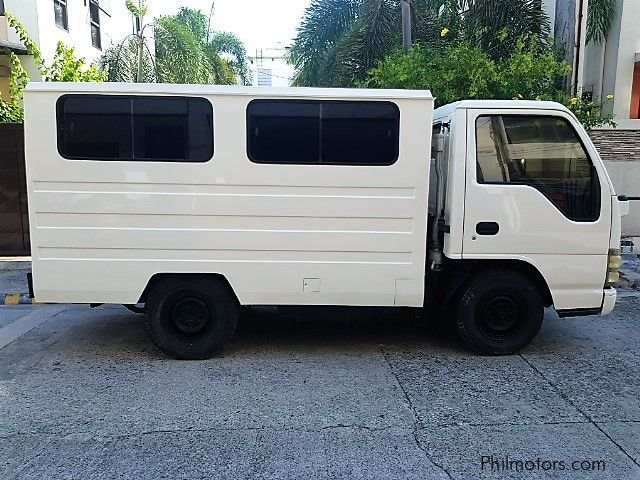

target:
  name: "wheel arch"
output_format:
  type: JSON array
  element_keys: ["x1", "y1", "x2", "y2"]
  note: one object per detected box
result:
[
  {"x1": 137, "y1": 273, "x2": 239, "y2": 305},
  {"x1": 443, "y1": 259, "x2": 553, "y2": 309}
]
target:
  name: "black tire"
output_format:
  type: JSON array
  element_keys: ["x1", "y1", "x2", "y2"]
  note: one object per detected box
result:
[
  {"x1": 455, "y1": 269, "x2": 543, "y2": 355},
  {"x1": 145, "y1": 275, "x2": 239, "y2": 360}
]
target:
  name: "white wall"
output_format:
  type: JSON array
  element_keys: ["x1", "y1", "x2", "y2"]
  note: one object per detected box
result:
[
  {"x1": 604, "y1": 161, "x2": 640, "y2": 236},
  {"x1": 4, "y1": 0, "x2": 40, "y2": 46}
]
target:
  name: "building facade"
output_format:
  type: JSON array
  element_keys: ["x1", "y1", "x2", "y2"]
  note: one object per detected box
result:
[
  {"x1": 248, "y1": 45, "x2": 294, "y2": 87},
  {"x1": 545, "y1": 0, "x2": 640, "y2": 238},
  {"x1": 546, "y1": 0, "x2": 640, "y2": 128},
  {"x1": 1, "y1": 0, "x2": 133, "y2": 99}
]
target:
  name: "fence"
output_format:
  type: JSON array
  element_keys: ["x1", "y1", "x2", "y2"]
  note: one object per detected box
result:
[{"x1": 0, "y1": 123, "x2": 29, "y2": 256}]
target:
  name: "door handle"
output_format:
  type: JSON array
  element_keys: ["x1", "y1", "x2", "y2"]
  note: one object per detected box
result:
[{"x1": 476, "y1": 222, "x2": 499, "y2": 235}]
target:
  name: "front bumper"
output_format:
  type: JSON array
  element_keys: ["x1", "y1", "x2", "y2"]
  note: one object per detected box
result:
[{"x1": 601, "y1": 287, "x2": 617, "y2": 315}]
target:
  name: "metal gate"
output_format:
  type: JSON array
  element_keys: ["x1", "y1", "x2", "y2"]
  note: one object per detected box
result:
[{"x1": 0, "y1": 124, "x2": 30, "y2": 256}]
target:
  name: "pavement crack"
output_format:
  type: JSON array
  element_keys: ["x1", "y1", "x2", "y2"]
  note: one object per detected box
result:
[
  {"x1": 378, "y1": 343, "x2": 453, "y2": 480},
  {"x1": 0, "y1": 424, "x2": 408, "y2": 441},
  {"x1": 519, "y1": 353, "x2": 640, "y2": 469}
]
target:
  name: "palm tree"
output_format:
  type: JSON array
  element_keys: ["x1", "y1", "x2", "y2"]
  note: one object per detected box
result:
[
  {"x1": 289, "y1": 0, "x2": 550, "y2": 87},
  {"x1": 586, "y1": 0, "x2": 617, "y2": 44},
  {"x1": 100, "y1": 1, "x2": 250, "y2": 85}
]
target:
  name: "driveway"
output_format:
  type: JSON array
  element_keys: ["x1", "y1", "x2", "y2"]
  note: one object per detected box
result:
[{"x1": 1, "y1": 299, "x2": 639, "y2": 479}]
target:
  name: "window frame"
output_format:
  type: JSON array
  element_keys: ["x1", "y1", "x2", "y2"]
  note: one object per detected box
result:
[
  {"x1": 56, "y1": 94, "x2": 214, "y2": 163},
  {"x1": 246, "y1": 99, "x2": 401, "y2": 166},
  {"x1": 474, "y1": 112, "x2": 602, "y2": 223},
  {"x1": 89, "y1": 0, "x2": 102, "y2": 50},
  {"x1": 53, "y1": 0, "x2": 69, "y2": 31}
]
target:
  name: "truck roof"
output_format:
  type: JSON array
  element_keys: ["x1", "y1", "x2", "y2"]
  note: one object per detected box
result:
[
  {"x1": 434, "y1": 99, "x2": 572, "y2": 122},
  {"x1": 25, "y1": 82, "x2": 434, "y2": 101}
]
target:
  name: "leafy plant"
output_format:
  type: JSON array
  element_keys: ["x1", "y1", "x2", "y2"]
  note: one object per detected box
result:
[
  {"x1": 289, "y1": 0, "x2": 551, "y2": 87},
  {"x1": 365, "y1": 37, "x2": 616, "y2": 130},
  {"x1": 100, "y1": 4, "x2": 250, "y2": 85},
  {"x1": 1, "y1": 12, "x2": 40, "y2": 115},
  {"x1": 0, "y1": 12, "x2": 104, "y2": 123},
  {"x1": 45, "y1": 43, "x2": 106, "y2": 82},
  {"x1": 566, "y1": 94, "x2": 616, "y2": 130},
  {"x1": 365, "y1": 39, "x2": 568, "y2": 105}
]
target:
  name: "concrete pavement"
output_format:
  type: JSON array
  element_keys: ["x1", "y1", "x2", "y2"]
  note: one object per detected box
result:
[{"x1": 0, "y1": 301, "x2": 639, "y2": 479}]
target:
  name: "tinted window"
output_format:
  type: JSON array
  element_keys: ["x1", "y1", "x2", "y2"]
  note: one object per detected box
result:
[
  {"x1": 90, "y1": 0, "x2": 101, "y2": 49},
  {"x1": 59, "y1": 96, "x2": 133, "y2": 160},
  {"x1": 248, "y1": 101, "x2": 319, "y2": 164},
  {"x1": 247, "y1": 100, "x2": 399, "y2": 165},
  {"x1": 58, "y1": 95, "x2": 213, "y2": 162},
  {"x1": 54, "y1": 0, "x2": 68, "y2": 30},
  {"x1": 476, "y1": 115, "x2": 600, "y2": 222}
]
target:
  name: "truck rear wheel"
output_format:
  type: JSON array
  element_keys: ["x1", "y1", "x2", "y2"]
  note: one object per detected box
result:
[
  {"x1": 455, "y1": 270, "x2": 543, "y2": 355},
  {"x1": 145, "y1": 276, "x2": 238, "y2": 360}
]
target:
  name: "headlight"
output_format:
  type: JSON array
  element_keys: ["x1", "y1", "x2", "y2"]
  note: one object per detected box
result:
[{"x1": 606, "y1": 249, "x2": 622, "y2": 287}]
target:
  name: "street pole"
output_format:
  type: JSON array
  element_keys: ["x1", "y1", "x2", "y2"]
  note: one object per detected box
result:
[
  {"x1": 136, "y1": 15, "x2": 144, "y2": 83},
  {"x1": 401, "y1": 0, "x2": 412, "y2": 53}
]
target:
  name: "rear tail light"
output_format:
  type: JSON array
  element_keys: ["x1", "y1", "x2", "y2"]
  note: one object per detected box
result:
[{"x1": 606, "y1": 249, "x2": 622, "y2": 286}]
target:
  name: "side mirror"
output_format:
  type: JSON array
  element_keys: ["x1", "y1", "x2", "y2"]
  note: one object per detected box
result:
[{"x1": 618, "y1": 196, "x2": 630, "y2": 217}]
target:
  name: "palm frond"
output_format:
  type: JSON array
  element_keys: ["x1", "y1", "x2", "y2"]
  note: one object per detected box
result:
[
  {"x1": 125, "y1": 0, "x2": 148, "y2": 19},
  {"x1": 99, "y1": 35, "x2": 155, "y2": 82},
  {"x1": 174, "y1": 7, "x2": 210, "y2": 44},
  {"x1": 587, "y1": 0, "x2": 617, "y2": 44},
  {"x1": 209, "y1": 31, "x2": 252, "y2": 85},
  {"x1": 335, "y1": 0, "x2": 399, "y2": 81},
  {"x1": 154, "y1": 16, "x2": 212, "y2": 84},
  {"x1": 289, "y1": 0, "x2": 361, "y2": 86},
  {"x1": 462, "y1": 0, "x2": 549, "y2": 58}
]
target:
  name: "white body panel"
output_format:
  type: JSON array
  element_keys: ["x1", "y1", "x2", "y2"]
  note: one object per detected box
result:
[
  {"x1": 464, "y1": 107, "x2": 613, "y2": 310},
  {"x1": 24, "y1": 83, "x2": 433, "y2": 306},
  {"x1": 434, "y1": 101, "x2": 618, "y2": 312}
]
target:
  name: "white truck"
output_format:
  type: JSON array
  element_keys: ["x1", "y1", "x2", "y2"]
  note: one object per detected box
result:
[{"x1": 23, "y1": 83, "x2": 626, "y2": 359}]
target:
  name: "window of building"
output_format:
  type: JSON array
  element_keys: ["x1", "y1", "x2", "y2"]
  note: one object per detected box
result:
[
  {"x1": 476, "y1": 115, "x2": 600, "y2": 222},
  {"x1": 89, "y1": 0, "x2": 101, "y2": 50},
  {"x1": 257, "y1": 68, "x2": 272, "y2": 87},
  {"x1": 0, "y1": 0, "x2": 5, "y2": 16},
  {"x1": 57, "y1": 95, "x2": 214, "y2": 162},
  {"x1": 54, "y1": 0, "x2": 68, "y2": 31},
  {"x1": 247, "y1": 100, "x2": 400, "y2": 165}
]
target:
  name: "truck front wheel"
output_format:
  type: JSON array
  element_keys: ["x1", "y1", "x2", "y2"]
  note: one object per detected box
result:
[
  {"x1": 146, "y1": 276, "x2": 239, "y2": 360},
  {"x1": 455, "y1": 270, "x2": 543, "y2": 355}
]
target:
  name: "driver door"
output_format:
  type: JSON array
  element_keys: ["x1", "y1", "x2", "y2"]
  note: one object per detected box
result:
[{"x1": 462, "y1": 108, "x2": 612, "y2": 310}]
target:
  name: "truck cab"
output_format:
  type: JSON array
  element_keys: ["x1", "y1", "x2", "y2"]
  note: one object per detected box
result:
[{"x1": 428, "y1": 100, "x2": 624, "y2": 354}]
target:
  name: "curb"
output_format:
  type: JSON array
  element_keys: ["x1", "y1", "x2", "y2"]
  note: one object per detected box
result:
[{"x1": 0, "y1": 294, "x2": 35, "y2": 305}]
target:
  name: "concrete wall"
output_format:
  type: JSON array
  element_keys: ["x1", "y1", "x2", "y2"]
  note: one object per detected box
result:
[
  {"x1": 581, "y1": 0, "x2": 623, "y2": 107},
  {"x1": 591, "y1": 130, "x2": 640, "y2": 236}
]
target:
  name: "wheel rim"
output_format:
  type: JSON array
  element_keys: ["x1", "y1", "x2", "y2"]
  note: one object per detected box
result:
[
  {"x1": 162, "y1": 293, "x2": 216, "y2": 342},
  {"x1": 477, "y1": 294, "x2": 522, "y2": 340}
]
